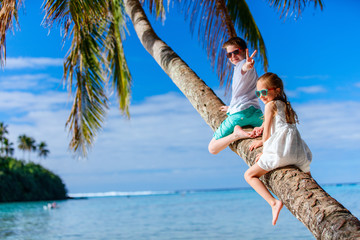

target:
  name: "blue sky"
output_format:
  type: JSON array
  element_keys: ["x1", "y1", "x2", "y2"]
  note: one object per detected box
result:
[{"x1": 1, "y1": 1, "x2": 360, "y2": 194}]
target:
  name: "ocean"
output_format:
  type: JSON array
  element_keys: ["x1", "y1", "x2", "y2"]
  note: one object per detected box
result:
[{"x1": 1, "y1": 184, "x2": 359, "y2": 240}]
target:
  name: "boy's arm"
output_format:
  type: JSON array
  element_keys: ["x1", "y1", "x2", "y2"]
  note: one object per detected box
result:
[{"x1": 241, "y1": 49, "x2": 257, "y2": 75}]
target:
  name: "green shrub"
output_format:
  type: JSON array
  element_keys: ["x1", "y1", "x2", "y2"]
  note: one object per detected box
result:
[{"x1": 0, "y1": 157, "x2": 67, "y2": 202}]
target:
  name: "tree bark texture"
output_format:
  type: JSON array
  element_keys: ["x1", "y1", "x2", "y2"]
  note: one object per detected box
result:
[{"x1": 124, "y1": 0, "x2": 360, "y2": 239}]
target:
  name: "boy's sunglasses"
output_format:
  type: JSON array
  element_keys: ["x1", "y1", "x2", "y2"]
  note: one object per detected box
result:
[
  {"x1": 226, "y1": 49, "x2": 241, "y2": 58},
  {"x1": 255, "y1": 88, "x2": 276, "y2": 98}
]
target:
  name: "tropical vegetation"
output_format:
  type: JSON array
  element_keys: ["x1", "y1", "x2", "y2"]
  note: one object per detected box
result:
[
  {"x1": 0, "y1": 121, "x2": 50, "y2": 161},
  {"x1": 0, "y1": 156, "x2": 67, "y2": 202},
  {"x1": 0, "y1": 122, "x2": 62, "y2": 202}
]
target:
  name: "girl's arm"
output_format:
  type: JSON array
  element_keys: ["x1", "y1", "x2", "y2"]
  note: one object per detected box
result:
[
  {"x1": 249, "y1": 102, "x2": 276, "y2": 151},
  {"x1": 262, "y1": 101, "x2": 276, "y2": 143}
]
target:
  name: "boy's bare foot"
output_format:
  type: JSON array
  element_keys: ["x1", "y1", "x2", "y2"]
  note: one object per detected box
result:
[
  {"x1": 233, "y1": 125, "x2": 251, "y2": 139},
  {"x1": 272, "y1": 200, "x2": 283, "y2": 226}
]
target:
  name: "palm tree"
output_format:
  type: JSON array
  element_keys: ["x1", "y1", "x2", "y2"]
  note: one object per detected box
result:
[
  {"x1": 3, "y1": 137, "x2": 14, "y2": 157},
  {"x1": 2, "y1": 0, "x2": 360, "y2": 238},
  {"x1": 17, "y1": 134, "x2": 36, "y2": 161},
  {"x1": 38, "y1": 141, "x2": 50, "y2": 160},
  {"x1": 0, "y1": 122, "x2": 9, "y2": 156},
  {"x1": 17, "y1": 134, "x2": 28, "y2": 160}
]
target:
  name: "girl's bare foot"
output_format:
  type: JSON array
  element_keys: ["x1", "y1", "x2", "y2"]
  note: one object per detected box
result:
[
  {"x1": 272, "y1": 200, "x2": 283, "y2": 225},
  {"x1": 233, "y1": 125, "x2": 251, "y2": 139}
]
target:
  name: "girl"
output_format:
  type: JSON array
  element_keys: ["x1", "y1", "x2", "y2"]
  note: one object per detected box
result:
[{"x1": 245, "y1": 72, "x2": 312, "y2": 226}]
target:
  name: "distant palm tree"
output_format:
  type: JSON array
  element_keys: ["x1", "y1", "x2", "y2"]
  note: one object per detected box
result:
[
  {"x1": 18, "y1": 134, "x2": 27, "y2": 159},
  {"x1": 18, "y1": 135, "x2": 36, "y2": 161},
  {"x1": 3, "y1": 138, "x2": 14, "y2": 157},
  {"x1": 0, "y1": 122, "x2": 9, "y2": 156},
  {"x1": 38, "y1": 141, "x2": 50, "y2": 160}
]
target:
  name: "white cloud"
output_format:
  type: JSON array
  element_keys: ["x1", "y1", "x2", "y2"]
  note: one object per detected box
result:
[
  {"x1": 295, "y1": 75, "x2": 329, "y2": 80},
  {"x1": 0, "y1": 74, "x2": 61, "y2": 90},
  {"x1": 295, "y1": 101, "x2": 360, "y2": 149},
  {"x1": 3, "y1": 91, "x2": 237, "y2": 192},
  {"x1": 0, "y1": 90, "x2": 69, "y2": 113},
  {"x1": 297, "y1": 86, "x2": 327, "y2": 94},
  {"x1": 286, "y1": 85, "x2": 327, "y2": 97},
  {"x1": 4, "y1": 57, "x2": 63, "y2": 69},
  {"x1": 2, "y1": 88, "x2": 360, "y2": 193}
]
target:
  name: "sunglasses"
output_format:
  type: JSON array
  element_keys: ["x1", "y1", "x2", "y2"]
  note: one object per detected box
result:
[
  {"x1": 226, "y1": 49, "x2": 241, "y2": 58},
  {"x1": 255, "y1": 88, "x2": 276, "y2": 97}
]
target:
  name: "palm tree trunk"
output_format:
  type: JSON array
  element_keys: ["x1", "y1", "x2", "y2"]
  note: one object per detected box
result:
[{"x1": 123, "y1": 0, "x2": 360, "y2": 239}]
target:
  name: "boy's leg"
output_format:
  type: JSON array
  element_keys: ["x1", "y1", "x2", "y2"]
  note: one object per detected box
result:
[
  {"x1": 208, "y1": 125, "x2": 250, "y2": 155},
  {"x1": 244, "y1": 164, "x2": 283, "y2": 225}
]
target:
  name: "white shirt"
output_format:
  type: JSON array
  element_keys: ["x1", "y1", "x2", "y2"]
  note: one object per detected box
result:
[{"x1": 227, "y1": 59, "x2": 261, "y2": 115}]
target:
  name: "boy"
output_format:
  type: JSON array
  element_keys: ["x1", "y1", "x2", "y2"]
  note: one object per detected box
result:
[{"x1": 208, "y1": 37, "x2": 263, "y2": 155}]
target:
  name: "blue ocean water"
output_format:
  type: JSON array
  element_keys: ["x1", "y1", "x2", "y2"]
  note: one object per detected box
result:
[{"x1": 1, "y1": 184, "x2": 359, "y2": 240}]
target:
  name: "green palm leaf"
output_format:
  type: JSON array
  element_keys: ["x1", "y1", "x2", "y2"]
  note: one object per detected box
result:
[
  {"x1": 141, "y1": 0, "x2": 166, "y2": 20},
  {"x1": 267, "y1": 0, "x2": 323, "y2": 18},
  {"x1": 44, "y1": 0, "x2": 109, "y2": 156},
  {"x1": 0, "y1": 0, "x2": 23, "y2": 66},
  {"x1": 43, "y1": 0, "x2": 131, "y2": 156},
  {"x1": 106, "y1": 0, "x2": 131, "y2": 116},
  {"x1": 164, "y1": 0, "x2": 265, "y2": 89},
  {"x1": 151, "y1": 0, "x2": 322, "y2": 88}
]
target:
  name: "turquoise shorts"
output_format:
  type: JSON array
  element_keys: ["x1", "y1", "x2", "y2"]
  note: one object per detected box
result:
[{"x1": 213, "y1": 106, "x2": 263, "y2": 140}]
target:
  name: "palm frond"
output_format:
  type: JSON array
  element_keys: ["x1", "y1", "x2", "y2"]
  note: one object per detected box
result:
[
  {"x1": 141, "y1": 0, "x2": 166, "y2": 20},
  {"x1": 0, "y1": 0, "x2": 22, "y2": 67},
  {"x1": 106, "y1": 0, "x2": 131, "y2": 116},
  {"x1": 64, "y1": 23, "x2": 109, "y2": 156},
  {"x1": 267, "y1": 0, "x2": 324, "y2": 18},
  {"x1": 43, "y1": 0, "x2": 110, "y2": 156},
  {"x1": 43, "y1": 0, "x2": 132, "y2": 156},
  {"x1": 174, "y1": 0, "x2": 267, "y2": 89},
  {"x1": 226, "y1": 0, "x2": 268, "y2": 71}
]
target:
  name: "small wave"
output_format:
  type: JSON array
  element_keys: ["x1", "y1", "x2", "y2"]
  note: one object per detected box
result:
[{"x1": 68, "y1": 190, "x2": 176, "y2": 198}]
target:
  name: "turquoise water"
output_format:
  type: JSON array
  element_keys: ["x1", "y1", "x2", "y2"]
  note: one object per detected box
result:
[{"x1": 1, "y1": 184, "x2": 359, "y2": 240}]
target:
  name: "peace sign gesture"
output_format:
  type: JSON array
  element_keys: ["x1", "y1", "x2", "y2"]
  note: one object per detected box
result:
[{"x1": 241, "y1": 49, "x2": 257, "y2": 73}]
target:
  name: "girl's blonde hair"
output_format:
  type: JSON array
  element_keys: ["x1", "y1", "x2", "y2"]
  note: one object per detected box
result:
[{"x1": 258, "y1": 72, "x2": 299, "y2": 124}]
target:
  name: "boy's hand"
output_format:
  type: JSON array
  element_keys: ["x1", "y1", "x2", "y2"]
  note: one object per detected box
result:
[
  {"x1": 241, "y1": 49, "x2": 257, "y2": 73},
  {"x1": 219, "y1": 106, "x2": 229, "y2": 112},
  {"x1": 250, "y1": 127, "x2": 264, "y2": 138},
  {"x1": 249, "y1": 139, "x2": 263, "y2": 151}
]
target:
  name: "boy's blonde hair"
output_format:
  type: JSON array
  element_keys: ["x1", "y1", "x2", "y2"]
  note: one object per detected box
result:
[{"x1": 258, "y1": 72, "x2": 299, "y2": 124}]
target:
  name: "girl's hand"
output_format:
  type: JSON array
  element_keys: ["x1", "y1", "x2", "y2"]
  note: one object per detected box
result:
[
  {"x1": 249, "y1": 139, "x2": 263, "y2": 151},
  {"x1": 241, "y1": 49, "x2": 257, "y2": 73},
  {"x1": 250, "y1": 127, "x2": 264, "y2": 138},
  {"x1": 219, "y1": 106, "x2": 229, "y2": 112},
  {"x1": 255, "y1": 153, "x2": 263, "y2": 162}
]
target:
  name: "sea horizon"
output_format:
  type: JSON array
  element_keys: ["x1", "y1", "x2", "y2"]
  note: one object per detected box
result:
[{"x1": 68, "y1": 181, "x2": 360, "y2": 199}]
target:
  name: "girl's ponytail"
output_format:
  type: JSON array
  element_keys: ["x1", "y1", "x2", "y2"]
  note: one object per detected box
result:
[{"x1": 277, "y1": 92, "x2": 299, "y2": 124}]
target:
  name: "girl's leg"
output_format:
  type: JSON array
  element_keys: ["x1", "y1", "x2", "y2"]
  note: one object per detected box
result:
[
  {"x1": 244, "y1": 164, "x2": 283, "y2": 225},
  {"x1": 208, "y1": 125, "x2": 251, "y2": 155}
]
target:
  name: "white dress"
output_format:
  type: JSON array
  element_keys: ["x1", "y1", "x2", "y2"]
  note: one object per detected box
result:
[{"x1": 257, "y1": 100, "x2": 312, "y2": 172}]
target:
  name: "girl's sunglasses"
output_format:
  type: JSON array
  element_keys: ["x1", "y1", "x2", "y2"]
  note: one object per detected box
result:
[
  {"x1": 255, "y1": 88, "x2": 275, "y2": 97},
  {"x1": 226, "y1": 49, "x2": 240, "y2": 58}
]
